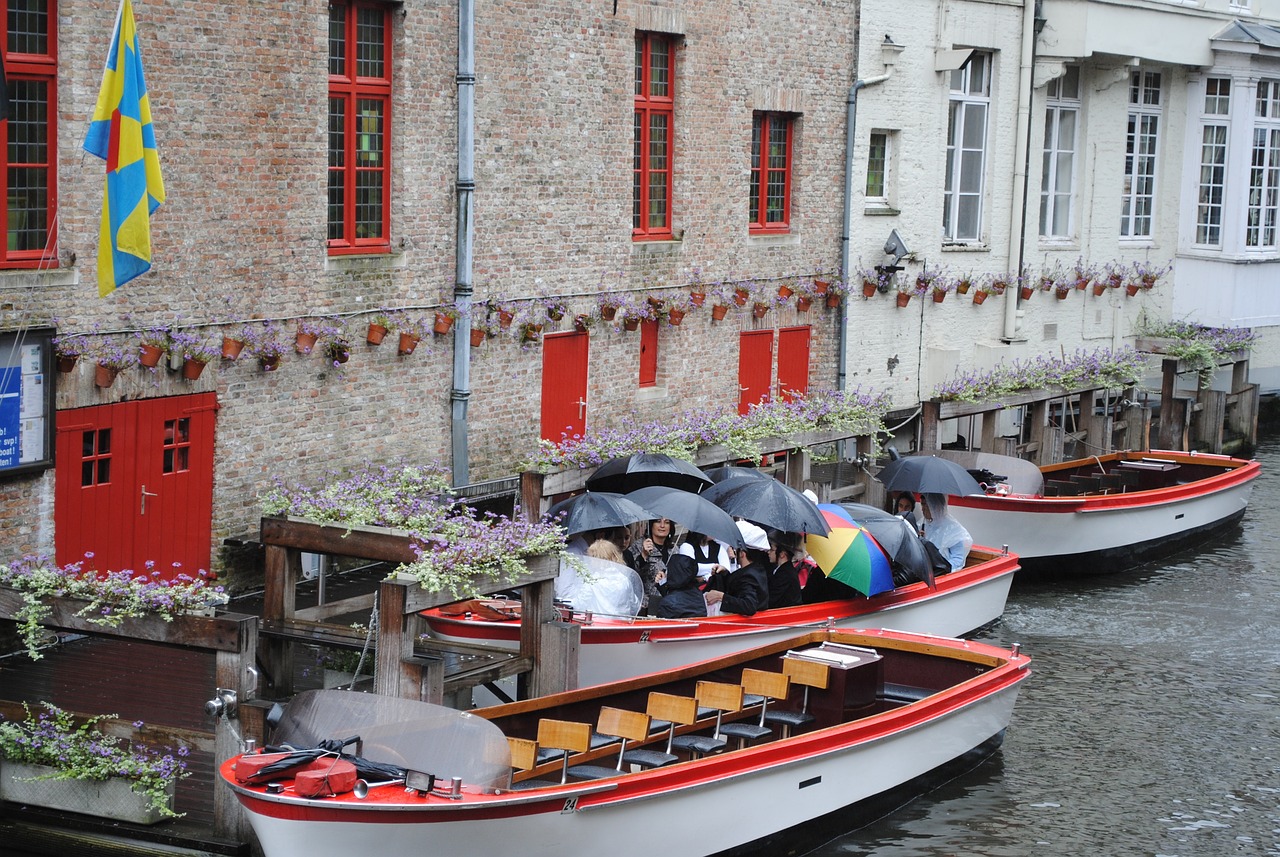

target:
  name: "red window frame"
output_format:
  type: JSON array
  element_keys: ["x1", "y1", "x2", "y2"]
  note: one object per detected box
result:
[
  {"x1": 1, "y1": 0, "x2": 58, "y2": 269},
  {"x1": 328, "y1": 2, "x2": 391, "y2": 255},
  {"x1": 750, "y1": 112, "x2": 793, "y2": 234},
  {"x1": 634, "y1": 32, "x2": 674, "y2": 240},
  {"x1": 639, "y1": 319, "x2": 658, "y2": 387}
]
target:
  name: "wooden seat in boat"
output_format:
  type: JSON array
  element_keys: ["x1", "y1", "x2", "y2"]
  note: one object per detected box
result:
[
  {"x1": 505, "y1": 736, "x2": 547, "y2": 791},
  {"x1": 671, "y1": 681, "x2": 739, "y2": 759},
  {"x1": 764, "y1": 656, "x2": 829, "y2": 738},
  {"x1": 1070, "y1": 475, "x2": 1101, "y2": 493},
  {"x1": 1044, "y1": 479, "x2": 1082, "y2": 497},
  {"x1": 652, "y1": 690, "x2": 725, "y2": 759},
  {"x1": 722, "y1": 669, "x2": 789, "y2": 748},
  {"x1": 621, "y1": 694, "x2": 684, "y2": 769},
  {"x1": 536, "y1": 719, "x2": 593, "y2": 784},
  {"x1": 1096, "y1": 473, "x2": 1122, "y2": 493},
  {"x1": 570, "y1": 707, "x2": 656, "y2": 780}
]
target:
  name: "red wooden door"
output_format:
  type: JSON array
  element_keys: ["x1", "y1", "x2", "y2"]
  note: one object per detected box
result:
[
  {"x1": 738, "y1": 330, "x2": 774, "y2": 414},
  {"x1": 777, "y1": 325, "x2": 811, "y2": 402},
  {"x1": 541, "y1": 331, "x2": 589, "y2": 443},
  {"x1": 55, "y1": 393, "x2": 217, "y2": 580}
]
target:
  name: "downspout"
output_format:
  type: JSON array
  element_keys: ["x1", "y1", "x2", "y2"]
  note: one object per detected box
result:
[
  {"x1": 839, "y1": 49, "x2": 895, "y2": 393},
  {"x1": 1003, "y1": 0, "x2": 1043, "y2": 342},
  {"x1": 451, "y1": 0, "x2": 476, "y2": 486}
]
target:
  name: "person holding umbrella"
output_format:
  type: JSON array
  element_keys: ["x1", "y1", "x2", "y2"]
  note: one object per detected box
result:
[
  {"x1": 705, "y1": 521, "x2": 771, "y2": 616},
  {"x1": 920, "y1": 493, "x2": 973, "y2": 572}
]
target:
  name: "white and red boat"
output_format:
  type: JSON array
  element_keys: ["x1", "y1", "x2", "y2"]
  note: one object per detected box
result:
[
  {"x1": 221, "y1": 627, "x2": 1031, "y2": 857},
  {"x1": 423, "y1": 546, "x2": 1017, "y2": 687},
  {"x1": 942, "y1": 449, "x2": 1259, "y2": 574}
]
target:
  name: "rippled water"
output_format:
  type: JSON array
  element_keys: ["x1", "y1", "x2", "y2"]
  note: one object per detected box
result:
[{"x1": 808, "y1": 434, "x2": 1280, "y2": 857}]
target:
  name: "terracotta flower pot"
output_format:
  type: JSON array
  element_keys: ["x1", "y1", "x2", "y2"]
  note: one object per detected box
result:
[
  {"x1": 433, "y1": 313, "x2": 455, "y2": 335},
  {"x1": 752, "y1": 302, "x2": 769, "y2": 318},
  {"x1": 825, "y1": 293, "x2": 841, "y2": 308},
  {"x1": 470, "y1": 328, "x2": 486, "y2": 347},
  {"x1": 689, "y1": 291, "x2": 706, "y2": 307},
  {"x1": 398, "y1": 332, "x2": 419, "y2": 355},
  {"x1": 94, "y1": 363, "x2": 120, "y2": 388},
  {"x1": 711, "y1": 304, "x2": 729, "y2": 321},
  {"x1": 957, "y1": 281, "x2": 971, "y2": 295},
  {"x1": 1019, "y1": 286, "x2": 1034, "y2": 301},
  {"x1": 932, "y1": 289, "x2": 946, "y2": 303},
  {"x1": 221, "y1": 337, "x2": 246, "y2": 360},
  {"x1": 668, "y1": 308, "x2": 686, "y2": 326},
  {"x1": 547, "y1": 306, "x2": 565, "y2": 321},
  {"x1": 896, "y1": 292, "x2": 911, "y2": 308},
  {"x1": 182, "y1": 358, "x2": 208, "y2": 380},
  {"x1": 1125, "y1": 284, "x2": 1140, "y2": 297},
  {"x1": 777, "y1": 284, "x2": 794, "y2": 299},
  {"x1": 329, "y1": 341, "x2": 351, "y2": 364},
  {"x1": 733, "y1": 289, "x2": 749, "y2": 306},
  {"x1": 813, "y1": 280, "x2": 830, "y2": 295},
  {"x1": 573, "y1": 314, "x2": 591, "y2": 332},
  {"x1": 57, "y1": 355, "x2": 78, "y2": 373},
  {"x1": 862, "y1": 281, "x2": 878, "y2": 298},
  {"x1": 647, "y1": 296, "x2": 664, "y2": 309},
  {"x1": 295, "y1": 332, "x2": 318, "y2": 354},
  {"x1": 973, "y1": 290, "x2": 989, "y2": 305},
  {"x1": 1141, "y1": 276, "x2": 1156, "y2": 290},
  {"x1": 599, "y1": 306, "x2": 617, "y2": 321},
  {"x1": 1075, "y1": 278, "x2": 1089, "y2": 291},
  {"x1": 1056, "y1": 288, "x2": 1070, "y2": 300},
  {"x1": 623, "y1": 317, "x2": 640, "y2": 331},
  {"x1": 1092, "y1": 283, "x2": 1107, "y2": 297},
  {"x1": 259, "y1": 354, "x2": 280, "y2": 372},
  {"x1": 795, "y1": 297, "x2": 812, "y2": 312},
  {"x1": 366, "y1": 323, "x2": 388, "y2": 345},
  {"x1": 498, "y1": 309, "x2": 514, "y2": 328},
  {"x1": 138, "y1": 344, "x2": 164, "y2": 368}
]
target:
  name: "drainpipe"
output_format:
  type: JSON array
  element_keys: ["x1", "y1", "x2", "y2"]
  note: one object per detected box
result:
[
  {"x1": 1004, "y1": 0, "x2": 1043, "y2": 342},
  {"x1": 839, "y1": 40, "x2": 897, "y2": 393},
  {"x1": 450, "y1": 0, "x2": 476, "y2": 487}
]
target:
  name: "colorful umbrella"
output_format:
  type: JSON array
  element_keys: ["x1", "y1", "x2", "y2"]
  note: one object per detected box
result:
[{"x1": 803, "y1": 505, "x2": 894, "y2": 596}]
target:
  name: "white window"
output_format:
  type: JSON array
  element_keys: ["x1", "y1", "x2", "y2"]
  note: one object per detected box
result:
[
  {"x1": 1120, "y1": 70, "x2": 1162, "y2": 239},
  {"x1": 943, "y1": 52, "x2": 990, "y2": 243},
  {"x1": 1040, "y1": 67, "x2": 1080, "y2": 239},
  {"x1": 867, "y1": 131, "x2": 890, "y2": 202},
  {"x1": 1247, "y1": 80, "x2": 1280, "y2": 249},
  {"x1": 1196, "y1": 78, "x2": 1230, "y2": 247}
]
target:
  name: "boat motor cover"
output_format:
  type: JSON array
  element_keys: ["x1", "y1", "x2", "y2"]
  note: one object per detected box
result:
[
  {"x1": 271, "y1": 690, "x2": 510, "y2": 792},
  {"x1": 929, "y1": 450, "x2": 1044, "y2": 496}
]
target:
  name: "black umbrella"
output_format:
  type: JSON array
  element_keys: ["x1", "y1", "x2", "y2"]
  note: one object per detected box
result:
[
  {"x1": 837, "y1": 502, "x2": 934, "y2": 588},
  {"x1": 585, "y1": 453, "x2": 714, "y2": 494},
  {"x1": 626, "y1": 485, "x2": 745, "y2": 549},
  {"x1": 700, "y1": 478, "x2": 831, "y2": 535},
  {"x1": 702, "y1": 465, "x2": 773, "y2": 484},
  {"x1": 546, "y1": 492, "x2": 652, "y2": 537},
  {"x1": 876, "y1": 455, "x2": 984, "y2": 497}
]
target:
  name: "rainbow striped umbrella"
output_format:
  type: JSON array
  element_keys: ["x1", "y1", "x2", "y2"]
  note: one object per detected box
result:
[{"x1": 803, "y1": 504, "x2": 894, "y2": 596}]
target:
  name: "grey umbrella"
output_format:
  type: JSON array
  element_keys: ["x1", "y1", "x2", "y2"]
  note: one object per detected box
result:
[
  {"x1": 702, "y1": 465, "x2": 774, "y2": 484},
  {"x1": 625, "y1": 485, "x2": 746, "y2": 549},
  {"x1": 585, "y1": 453, "x2": 714, "y2": 494},
  {"x1": 546, "y1": 492, "x2": 652, "y2": 537},
  {"x1": 700, "y1": 478, "x2": 831, "y2": 535},
  {"x1": 875, "y1": 455, "x2": 984, "y2": 497}
]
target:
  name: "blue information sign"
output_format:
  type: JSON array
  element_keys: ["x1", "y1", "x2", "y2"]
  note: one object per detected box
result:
[{"x1": 0, "y1": 367, "x2": 19, "y2": 469}]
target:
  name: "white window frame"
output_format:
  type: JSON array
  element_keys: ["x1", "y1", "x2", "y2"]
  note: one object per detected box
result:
[
  {"x1": 865, "y1": 129, "x2": 896, "y2": 211},
  {"x1": 1040, "y1": 67, "x2": 1080, "y2": 240},
  {"x1": 1247, "y1": 79, "x2": 1280, "y2": 249},
  {"x1": 1195, "y1": 77, "x2": 1231, "y2": 248},
  {"x1": 1120, "y1": 70, "x2": 1162, "y2": 239},
  {"x1": 943, "y1": 52, "x2": 991, "y2": 243}
]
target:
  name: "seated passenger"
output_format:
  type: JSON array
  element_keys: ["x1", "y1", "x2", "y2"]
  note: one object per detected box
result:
[
  {"x1": 654, "y1": 554, "x2": 708, "y2": 619},
  {"x1": 920, "y1": 493, "x2": 973, "y2": 572},
  {"x1": 705, "y1": 521, "x2": 771, "y2": 616},
  {"x1": 765, "y1": 533, "x2": 803, "y2": 609}
]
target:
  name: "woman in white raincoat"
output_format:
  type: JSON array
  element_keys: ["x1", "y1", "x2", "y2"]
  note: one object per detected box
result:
[{"x1": 919, "y1": 493, "x2": 973, "y2": 572}]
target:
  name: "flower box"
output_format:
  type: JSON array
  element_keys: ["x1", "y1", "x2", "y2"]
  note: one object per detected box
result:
[{"x1": 0, "y1": 759, "x2": 175, "y2": 825}]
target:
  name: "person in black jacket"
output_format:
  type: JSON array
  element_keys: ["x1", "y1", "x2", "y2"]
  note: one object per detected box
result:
[
  {"x1": 765, "y1": 533, "x2": 803, "y2": 609},
  {"x1": 705, "y1": 520, "x2": 771, "y2": 616},
  {"x1": 654, "y1": 554, "x2": 708, "y2": 619}
]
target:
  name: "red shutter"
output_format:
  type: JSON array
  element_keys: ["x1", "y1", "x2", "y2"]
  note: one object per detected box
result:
[
  {"x1": 738, "y1": 330, "x2": 774, "y2": 415},
  {"x1": 777, "y1": 325, "x2": 811, "y2": 402},
  {"x1": 541, "y1": 331, "x2": 590, "y2": 443},
  {"x1": 639, "y1": 320, "x2": 658, "y2": 387}
]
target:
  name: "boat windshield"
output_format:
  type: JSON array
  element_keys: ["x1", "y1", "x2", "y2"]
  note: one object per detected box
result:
[{"x1": 272, "y1": 690, "x2": 510, "y2": 791}]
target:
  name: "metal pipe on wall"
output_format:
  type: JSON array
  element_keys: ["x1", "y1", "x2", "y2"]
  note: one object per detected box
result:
[{"x1": 451, "y1": 0, "x2": 476, "y2": 486}]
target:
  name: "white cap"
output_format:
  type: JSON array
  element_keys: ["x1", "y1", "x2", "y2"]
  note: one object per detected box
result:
[
  {"x1": 736, "y1": 520, "x2": 772, "y2": 551},
  {"x1": 802, "y1": 489, "x2": 819, "y2": 504}
]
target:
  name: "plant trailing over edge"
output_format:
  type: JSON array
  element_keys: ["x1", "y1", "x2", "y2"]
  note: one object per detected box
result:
[
  {"x1": 0, "y1": 702, "x2": 190, "y2": 818},
  {"x1": 1136, "y1": 319, "x2": 1256, "y2": 387},
  {"x1": 932, "y1": 347, "x2": 1149, "y2": 403}
]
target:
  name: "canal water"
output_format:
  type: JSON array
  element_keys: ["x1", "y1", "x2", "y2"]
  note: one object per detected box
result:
[{"x1": 809, "y1": 431, "x2": 1280, "y2": 856}]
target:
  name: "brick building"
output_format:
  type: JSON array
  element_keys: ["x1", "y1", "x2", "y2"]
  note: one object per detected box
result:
[{"x1": 0, "y1": 0, "x2": 858, "y2": 582}]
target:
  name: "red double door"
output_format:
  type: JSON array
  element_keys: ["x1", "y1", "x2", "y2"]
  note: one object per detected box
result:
[
  {"x1": 739, "y1": 326, "x2": 811, "y2": 413},
  {"x1": 55, "y1": 393, "x2": 217, "y2": 580}
]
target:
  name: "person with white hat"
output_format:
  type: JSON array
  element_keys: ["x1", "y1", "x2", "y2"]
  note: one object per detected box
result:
[{"x1": 704, "y1": 520, "x2": 771, "y2": 616}]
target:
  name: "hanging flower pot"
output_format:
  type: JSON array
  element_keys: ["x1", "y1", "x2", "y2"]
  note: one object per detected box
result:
[
  {"x1": 138, "y1": 344, "x2": 164, "y2": 368},
  {"x1": 813, "y1": 280, "x2": 830, "y2": 295},
  {"x1": 795, "y1": 296, "x2": 812, "y2": 312},
  {"x1": 896, "y1": 292, "x2": 911, "y2": 308},
  {"x1": 1092, "y1": 283, "x2": 1107, "y2": 297},
  {"x1": 623, "y1": 316, "x2": 640, "y2": 332},
  {"x1": 990, "y1": 280, "x2": 1009, "y2": 296},
  {"x1": 546, "y1": 306, "x2": 565, "y2": 321},
  {"x1": 182, "y1": 358, "x2": 208, "y2": 380},
  {"x1": 259, "y1": 354, "x2": 281, "y2": 372},
  {"x1": 1125, "y1": 284, "x2": 1140, "y2": 297},
  {"x1": 328, "y1": 339, "x2": 351, "y2": 364},
  {"x1": 862, "y1": 280, "x2": 878, "y2": 299},
  {"x1": 1019, "y1": 285, "x2": 1035, "y2": 301},
  {"x1": 470, "y1": 328, "x2": 486, "y2": 347},
  {"x1": 366, "y1": 323, "x2": 388, "y2": 345},
  {"x1": 1055, "y1": 287, "x2": 1071, "y2": 301},
  {"x1": 57, "y1": 355, "x2": 78, "y2": 373},
  {"x1": 221, "y1": 337, "x2": 246, "y2": 360},
  {"x1": 777, "y1": 284, "x2": 794, "y2": 299},
  {"x1": 752, "y1": 302, "x2": 769, "y2": 318},
  {"x1": 668, "y1": 308, "x2": 686, "y2": 326},
  {"x1": 498, "y1": 309, "x2": 515, "y2": 329},
  {"x1": 711, "y1": 304, "x2": 729, "y2": 321},
  {"x1": 573, "y1": 314, "x2": 591, "y2": 332},
  {"x1": 733, "y1": 288, "x2": 749, "y2": 306},
  {"x1": 94, "y1": 363, "x2": 120, "y2": 388},
  {"x1": 956, "y1": 280, "x2": 972, "y2": 295},
  {"x1": 647, "y1": 295, "x2": 664, "y2": 309},
  {"x1": 973, "y1": 290, "x2": 989, "y2": 305},
  {"x1": 521, "y1": 323, "x2": 543, "y2": 344},
  {"x1": 1075, "y1": 278, "x2": 1090, "y2": 291},
  {"x1": 1141, "y1": 275, "x2": 1156, "y2": 290},
  {"x1": 398, "y1": 332, "x2": 420, "y2": 355},
  {"x1": 825, "y1": 293, "x2": 842, "y2": 309},
  {"x1": 931, "y1": 289, "x2": 946, "y2": 304},
  {"x1": 295, "y1": 332, "x2": 318, "y2": 354},
  {"x1": 690, "y1": 291, "x2": 706, "y2": 307},
  {"x1": 433, "y1": 312, "x2": 455, "y2": 335},
  {"x1": 599, "y1": 305, "x2": 618, "y2": 321}
]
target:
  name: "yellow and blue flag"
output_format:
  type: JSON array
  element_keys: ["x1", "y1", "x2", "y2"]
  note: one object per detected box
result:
[{"x1": 83, "y1": 0, "x2": 164, "y2": 297}]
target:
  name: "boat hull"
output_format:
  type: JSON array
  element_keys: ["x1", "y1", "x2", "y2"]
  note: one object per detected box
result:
[
  {"x1": 425, "y1": 551, "x2": 1017, "y2": 687},
  {"x1": 948, "y1": 451, "x2": 1258, "y2": 575}
]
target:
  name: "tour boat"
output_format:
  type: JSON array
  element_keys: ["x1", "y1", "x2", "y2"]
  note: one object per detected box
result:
[
  {"x1": 221, "y1": 627, "x2": 1031, "y2": 857},
  {"x1": 422, "y1": 546, "x2": 1017, "y2": 687},
  {"x1": 941, "y1": 449, "x2": 1259, "y2": 574}
]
